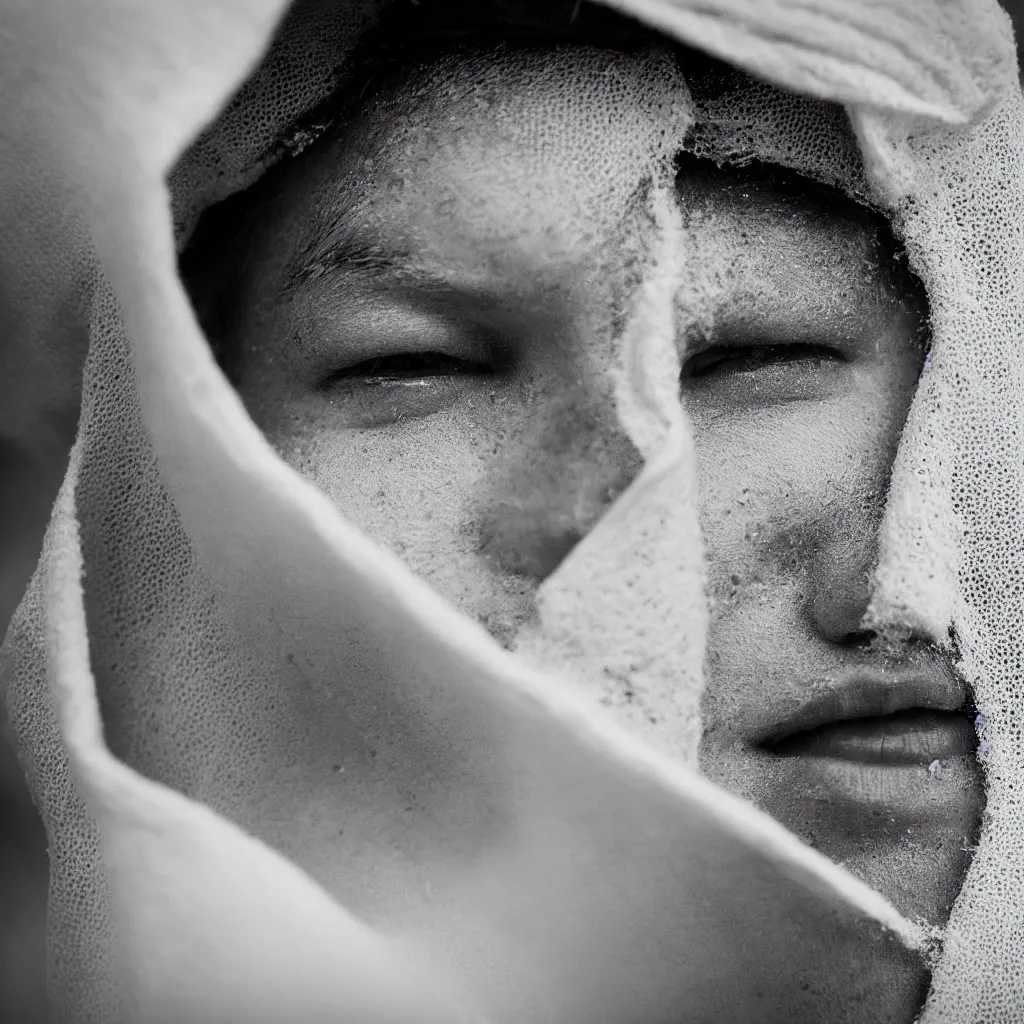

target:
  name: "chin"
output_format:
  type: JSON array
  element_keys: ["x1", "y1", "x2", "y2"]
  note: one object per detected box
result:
[{"x1": 700, "y1": 739, "x2": 983, "y2": 926}]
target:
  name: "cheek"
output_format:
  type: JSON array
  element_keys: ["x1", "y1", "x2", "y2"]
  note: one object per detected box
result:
[
  {"x1": 255, "y1": 399, "x2": 544, "y2": 643},
  {"x1": 690, "y1": 370, "x2": 918, "y2": 742},
  {"x1": 691, "y1": 392, "x2": 899, "y2": 595},
  {"x1": 274, "y1": 411, "x2": 485, "y2": 566}
]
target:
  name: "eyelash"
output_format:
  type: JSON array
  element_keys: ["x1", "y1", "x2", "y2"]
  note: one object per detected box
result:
[
  {"x1": 319, "y1": 341, "x2": 841, "y2": 392},
  {"x1": 318, "y1": 351, "x2": 491, "y2": 389},
  {"x1": 682, "y1": 342, "x2": 844, "y2": 380}
]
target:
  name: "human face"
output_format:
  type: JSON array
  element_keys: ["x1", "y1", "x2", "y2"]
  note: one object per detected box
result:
[
  {"x1": 679, "y1": 162, "x2": 982, "y2": 928},
  {"x1": 222, "y1": 43, "x2": 980, "y2": 941}
]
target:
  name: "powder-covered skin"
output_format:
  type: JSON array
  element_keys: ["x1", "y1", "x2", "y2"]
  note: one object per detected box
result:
[
  {"x1": 203, "y1": 42, "x2": 982, "y2": 1014},
  {"x1": 680, "y1": 164, "x2": 981, "y2": 925}
]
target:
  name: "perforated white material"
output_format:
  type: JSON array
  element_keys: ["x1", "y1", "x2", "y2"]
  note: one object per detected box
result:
[
  {"x1": 0, "y1": 1, "x2": 1021, "y2": 1022},
  {"x1": 169, "y1": 0, "x2": 381, "y2": 241},
  {"x1": 855, "y1": 85, "x2": 1024, "y2": 1023}
]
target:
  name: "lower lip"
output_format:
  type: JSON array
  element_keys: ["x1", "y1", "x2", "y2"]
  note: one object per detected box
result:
[
  {"x1": 768, "y1": 710, "x2": 977, "y2": 766},
  {"x1": 743, "y1": 711, "x2": 983, "y2": 843}
]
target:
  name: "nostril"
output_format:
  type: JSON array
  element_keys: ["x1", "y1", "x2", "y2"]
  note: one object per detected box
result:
[{"x1": 839, "y1": 629, "x2": 877, "y2": 650}]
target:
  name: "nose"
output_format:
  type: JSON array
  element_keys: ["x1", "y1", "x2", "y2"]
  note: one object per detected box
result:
[
  {"x1": 806, "y1": 527, "x2": 878, "y2": 647},
  {"x1": 477, "y1": 389, "x2": 644, "y2": 583}
]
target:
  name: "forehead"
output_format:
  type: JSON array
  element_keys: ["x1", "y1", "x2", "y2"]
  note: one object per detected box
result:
[
  {"x1": 268, "y1": 41, "x2": 880, "y2": 298},
  {"x1": 347, "y1": 44, "x2": 690, "y2": 173},
  {"x1": 283, "y1": 45, "x2": 691, "y2": 271}
]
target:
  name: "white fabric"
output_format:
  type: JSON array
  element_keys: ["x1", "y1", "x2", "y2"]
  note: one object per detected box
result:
[{"x1": 0, "y1": 0, "x2": 1020, "y2": 1021}]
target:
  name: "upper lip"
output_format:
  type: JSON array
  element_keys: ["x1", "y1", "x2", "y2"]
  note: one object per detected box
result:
[{"x1": 756, "y1": 668, "x2": 972, "y2": 748}]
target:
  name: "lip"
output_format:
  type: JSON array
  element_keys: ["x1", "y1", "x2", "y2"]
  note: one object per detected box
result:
[
  {"x1": 758, "y1": 671, "x2": 976, "y2": 766},
  {"x1": 769, "y1": 708, "x2": 977, "y2": 765}
]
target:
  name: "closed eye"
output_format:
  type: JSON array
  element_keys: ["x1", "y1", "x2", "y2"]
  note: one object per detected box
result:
[
  {"x1": 682, "y1": 342, "x2": 844, "y2": 380},
  {"x1": 318, "y1": 351, "x2": 493, "y2": 389}
]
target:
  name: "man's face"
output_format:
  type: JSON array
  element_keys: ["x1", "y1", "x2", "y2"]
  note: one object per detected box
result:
[{"x1": 224, "y1": 44, "x2": 981, "y2": 929}]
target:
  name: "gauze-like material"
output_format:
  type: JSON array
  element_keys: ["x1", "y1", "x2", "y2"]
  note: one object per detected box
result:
[
  {"x1": 0, "y1": 0, "x2": 1020, "y2": 1022},
  {"x1": 858, "y1": 86, "x2": 1024, "y2": 1024}
]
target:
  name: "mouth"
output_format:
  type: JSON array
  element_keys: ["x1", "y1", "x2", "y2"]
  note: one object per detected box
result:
[{"x1": 759, "y1": 673, "x2": 978, "y2": 767}]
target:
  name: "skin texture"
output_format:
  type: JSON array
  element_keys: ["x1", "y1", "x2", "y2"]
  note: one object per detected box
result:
[
  {"x1": 680, "y1": 164, "x2": 982, "y2": 925},
  {"x1": 191, "y1": 41, "x2": 983, "y2": 1018}
]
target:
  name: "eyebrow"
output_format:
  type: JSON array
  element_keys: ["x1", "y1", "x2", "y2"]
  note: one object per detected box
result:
[
  {"x1": 282, "y1": 153, "x2": 896, "y2": 303},
  {"x1": 280, "y1": 220, "x2": 421, "y2": 298}
]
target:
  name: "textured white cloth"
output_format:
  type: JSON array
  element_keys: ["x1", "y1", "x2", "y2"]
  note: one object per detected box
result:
[{"x1": 0, "y1": 1, "x2": 1020, "y2": 1021}]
